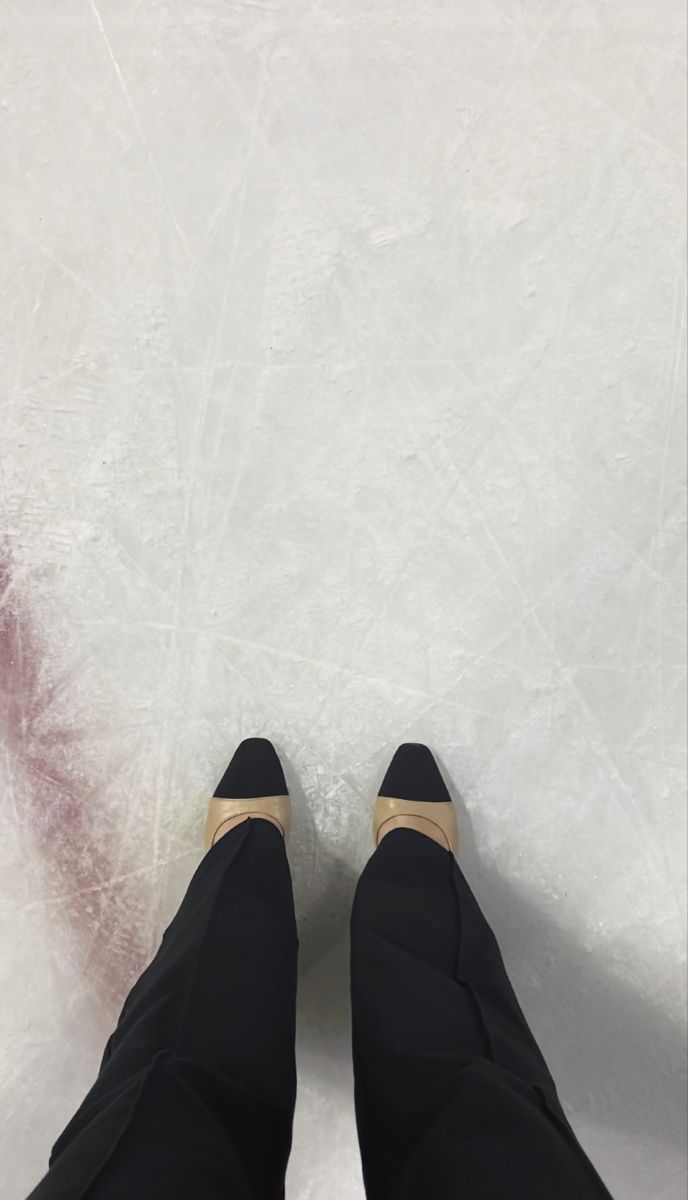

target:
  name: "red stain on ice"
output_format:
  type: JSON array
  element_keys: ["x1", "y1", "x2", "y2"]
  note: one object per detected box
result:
[{"x1": 0, "y1": 546, "x2": 148, "y2": 1015}]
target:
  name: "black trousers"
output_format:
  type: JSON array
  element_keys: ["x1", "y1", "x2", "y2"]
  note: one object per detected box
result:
[{"x1": 28, "y1": 822, "x2": 612, "y2": 1199}]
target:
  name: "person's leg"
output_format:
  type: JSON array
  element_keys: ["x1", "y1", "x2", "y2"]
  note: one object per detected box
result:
[
  {"x1": 28, "y1": 739, "x2": 298, "y2": 1200},
  {"x1": 351, "y1": 743, "x2": 612, "y2": 1200}
]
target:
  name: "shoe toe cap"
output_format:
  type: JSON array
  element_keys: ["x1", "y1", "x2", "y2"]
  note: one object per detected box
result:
[
  {"x1": 214, "y1": 738, "x2": 288, "y2": 799},
  {"x1": 379, "y1": 743, "x2": 452, "y2": 804}
]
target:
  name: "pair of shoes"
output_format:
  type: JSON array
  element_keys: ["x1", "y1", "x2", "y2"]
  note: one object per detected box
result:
[{"x1": 204, "y1": 739, "x2": 459, "y2": 856}]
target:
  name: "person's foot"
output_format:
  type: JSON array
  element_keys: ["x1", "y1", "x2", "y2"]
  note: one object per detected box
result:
[
  {"x1": 204, "y1": 738, "x2": 291, "y2": 849},
  {"x1": 373, "y1": 743, "x2": 458, "y2": 854}
]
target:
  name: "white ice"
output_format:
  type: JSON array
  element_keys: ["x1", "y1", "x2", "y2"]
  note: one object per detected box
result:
[{"x1": 0, "y1": 2, "x2": 686, "y2": 1198}]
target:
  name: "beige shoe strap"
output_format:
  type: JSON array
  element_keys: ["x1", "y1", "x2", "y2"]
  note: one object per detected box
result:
[
  {"x1": 373, "y1": 795, "x2": 459, "y2": 855},
  {"x1": 204, "y1": 795, "x2": 291, "y2": 850}
]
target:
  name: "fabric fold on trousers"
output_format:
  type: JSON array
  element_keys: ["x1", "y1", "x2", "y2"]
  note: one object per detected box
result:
[
  {"x1": 28, "y1": 821, "x2": 298, "y2": 1200},
  {"x1": 350, "y1": 828, "x2": 613, "y2": 1200}
]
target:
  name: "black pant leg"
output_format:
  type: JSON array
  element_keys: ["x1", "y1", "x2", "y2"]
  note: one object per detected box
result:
[
  {"x1": 350, "y1": 828, "x2": 612, "y2": 1200},
  {"x1": 28, "y1": 820, "x2": 298, "y2": 1200}
]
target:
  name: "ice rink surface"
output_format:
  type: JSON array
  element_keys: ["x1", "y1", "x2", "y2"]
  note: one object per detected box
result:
[{"x1": 1, "y1": 2, "x2": 686, "y2": 1197}]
